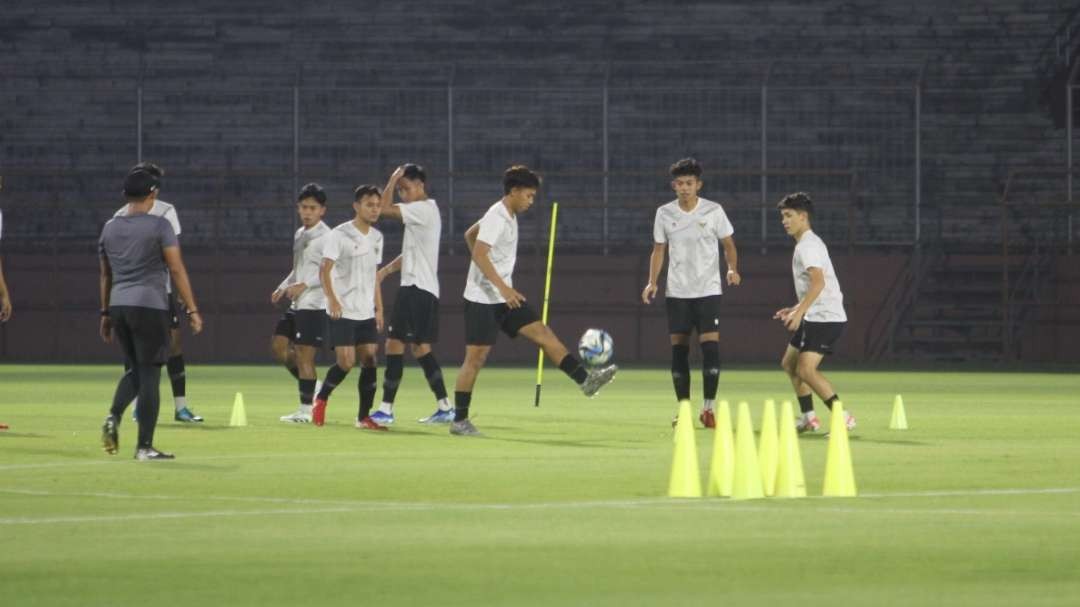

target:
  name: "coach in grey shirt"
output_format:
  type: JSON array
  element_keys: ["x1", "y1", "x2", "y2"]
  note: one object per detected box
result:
[{"x1": 99, "y1": 166, "x2": 202, "y2": 461}]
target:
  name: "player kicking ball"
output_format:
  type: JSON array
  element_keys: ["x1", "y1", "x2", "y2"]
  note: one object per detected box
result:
[
  {"x1": 773, "y1": 192, "x2": 855, "y2": 433},
  {"x1": 450, "y1": 165, "x2": 617, "y2": 437},
  {"x1": 312, "y1": 185, "x2": 386, "y2": 430}
]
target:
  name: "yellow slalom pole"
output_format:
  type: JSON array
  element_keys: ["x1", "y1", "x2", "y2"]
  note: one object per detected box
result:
[{"x1": 534, "y1": 202, "x2": 559, "y2": 407}]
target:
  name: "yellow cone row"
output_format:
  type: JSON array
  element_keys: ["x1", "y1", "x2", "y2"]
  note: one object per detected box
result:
[{"x1": 668, "y1": 396, "x2": 879, "y2": 499}]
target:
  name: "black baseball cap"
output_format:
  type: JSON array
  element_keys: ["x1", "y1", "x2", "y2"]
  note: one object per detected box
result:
[{"x1": 123, "y1": 168, "x2": 160, "y2": 197}]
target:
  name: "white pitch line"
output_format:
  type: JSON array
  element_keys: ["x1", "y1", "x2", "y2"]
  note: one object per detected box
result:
[{"x1": 1, "y1": 486, "x2": 1079, "y2": 526}]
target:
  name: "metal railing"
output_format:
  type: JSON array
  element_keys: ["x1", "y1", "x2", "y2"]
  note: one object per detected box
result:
[
  {"x1": 0, "y1": 61, "x2": 924, "y2": 252},
  {"x1": 998, "y1": 166, "x2": 1079, "y2": 357}
]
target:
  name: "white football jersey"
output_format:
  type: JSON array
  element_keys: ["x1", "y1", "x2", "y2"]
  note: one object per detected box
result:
[
  {"x1": 398, "y1": 199, "x2": 441, "y2": 298},
  {"x1": 464, "y1": 200, "x2": 518, "y2": 305},
  {"x1": 322, "y1": 221, "x2": 383, "y2": 321},
  {"x1": 114, "y1": 199, "x2": 180, "y2": 236},
  {"x1": 277, "y1": 221, "x2": 330, "y2": 311},
  {"x1": 652, "y1": 197, "x2": 735, "y2": 299},
  {"x1": 792, "y1": 230, "x2": 847, "y2": 322}
]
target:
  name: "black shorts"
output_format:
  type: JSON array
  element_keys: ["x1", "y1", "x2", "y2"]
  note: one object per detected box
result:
[
  {"x1": 790, "y1": 321, "x2": 846, "y2": 355},
  {"x1": 274, "y1": 310, "x2": 296, "y2": 339},
  {"x1": 464, "y1": 300, "x2": 541, "y2": 346},
  {"x1": 109, "y1": 306, "x2": 171, "y2": 366},
  {"x1": 388, "y1": 285, "x2": 439, "y2": 344},
  {"x1": 328, "y1": 317, "x2": 378, "y2": 348},
  {"x1": 292, "y1": 309, "x2": 327, "y2": 347},
  {"x1": 665, "y1": 295, "x2": 722, "y2": 336},
  {"x1": 167, "y1": 292, "x2": 182, "y2": 330}
]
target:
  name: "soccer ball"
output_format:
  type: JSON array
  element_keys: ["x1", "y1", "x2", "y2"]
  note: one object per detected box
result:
[{"x1": 578, "y1": 328, "x2": 614, "y2": 367}]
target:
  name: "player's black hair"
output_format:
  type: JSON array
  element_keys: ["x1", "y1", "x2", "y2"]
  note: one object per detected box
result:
[
  {"x1": 669, "y1": 157, "x2": 703, "y2": 179},
  {"x1": 123, "y1": 167, "x2": 160, "y2": 199},
  {"x1": 503, "y1": 165, "x2": 541, "y2": 194},
  {"x1": 401, "y1": 163, "x2": 426, "y2": 184},
  {"x1": 132, "y1": 161, "x2": 164, "y2": 178},
  {"x1": 353, "y1": 184, "x2": 381, "y2": 201},
  {"x1": 297, "y1": 182, "x2": 327, "y2": 206},
  {"x1": 776, "y1": 191, "x2": 814, "y2": 216}
]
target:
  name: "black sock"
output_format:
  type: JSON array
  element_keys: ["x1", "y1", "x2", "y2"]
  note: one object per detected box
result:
[
  {"x1": 417, "y1": 353, "x2": 449, "y2": 401},
  {"x1": 701, "y1": 341, "x2": 720, "y2": 401},
  {"x1": 166, "y1": 355, "x2": 186, "y2": 398},
  {"x1": 798, "y1": 394, "x2": 815, "y2": 414},
  {"x1": 110, "y1": 368, "x2": 138, "y2": 419},
  {"x1": 558, "y1": 355, "x2": 589, "y2": 385},
  {"x1": 286, "y1": 365, "x2": 300, "y2": 380},
  {"x1": 318, "y1": 364, "x2": 349, "y2": 400},
  {"x1": 299, "y1": 378, "x2": 316, "y2": 406},
  {"x1": 671, "y1": 344, "x2": 691, "y2": 401},
  {"x1": 824, "y1": 394, "x2": 839, "y2": 411},
  {"x1": 358, "y1": 366, "x2": 378, "y2": 419},
  {"x1": 382, "y1": 354, "x2": 404, "y2": 404},
  {"x1": 454, "y1": 391, "x2": 472, "y2": 422},
  {"x1": 134, "y1": 364, "x2": 162, "y2": 448}
]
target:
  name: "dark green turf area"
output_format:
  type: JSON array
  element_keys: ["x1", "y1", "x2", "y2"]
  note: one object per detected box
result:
[{"x1": 2, "y1": 365, "x2": 1079, "y2": 606}]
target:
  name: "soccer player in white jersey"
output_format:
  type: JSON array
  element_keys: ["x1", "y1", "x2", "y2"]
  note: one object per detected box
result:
[
  {"x1": 311, "y1": 185, "x2": 385, "y2": 429},
  {"x1": 450, "y1": 166, "x2": 617, "y2": 437},
  {"x1": 112, "y1": 162, "x2": 204, "y2": 423},
  {"x1": 642, "y1": 158, "x2": 741, "y2": 428},
  {"x1": 773, "y1": 192, "x2": 855, "y2": 433},
  {"x1": 0, "y1": 207, "x2": 11, "y2": 430},
  {"x1": 272, "y1": 183, "x2": 331, "y2": 423},
  {"x1": 372, "y1": 164, "x2": 453, "y2": 427}
]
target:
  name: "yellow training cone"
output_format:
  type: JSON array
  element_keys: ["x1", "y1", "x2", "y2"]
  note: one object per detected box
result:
[
  {"x1": 706, "y1": 400, "x2": 734, "y2": 497},
  {"x1": 774, "y1": 400, "x2": 807, "y2": 498},
  {"x1": 668, "y1": 400, "x2": 702, "y2": 498},
  {"x1": 822, "y1": 402, "x2": 857, "y2": 497},
  {"x1": 229, "y1": 392, "x2": 248, "y2": 427},
  {"x1": 889, "y1": 394, "x2": 908, "y2": 430},
  {"x1": 731, "y1": 401, "x2": 764, "y2": 500},
  {"x1": 758, "y1": 399, "x2": 779, "y2": 496}
]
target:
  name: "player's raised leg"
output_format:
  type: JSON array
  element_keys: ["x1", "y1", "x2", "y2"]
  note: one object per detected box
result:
[{"x1": 516, "y1": 321, "x2": 616, "y2": 397}]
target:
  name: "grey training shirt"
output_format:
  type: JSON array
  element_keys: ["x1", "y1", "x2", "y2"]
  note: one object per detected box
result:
[{"x1": 99, "y1": 212, "x2": 179, "y2": 310}]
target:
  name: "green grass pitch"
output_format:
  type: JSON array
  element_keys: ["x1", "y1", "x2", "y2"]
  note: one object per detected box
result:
[{"x1": 2, "y1": 364, "x2": 1079, "y2": 606}]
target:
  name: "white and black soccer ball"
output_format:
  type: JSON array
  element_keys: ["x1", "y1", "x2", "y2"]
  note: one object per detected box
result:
[{"x1": 578, "y1": 328, "x2": 614, "y2": 367}]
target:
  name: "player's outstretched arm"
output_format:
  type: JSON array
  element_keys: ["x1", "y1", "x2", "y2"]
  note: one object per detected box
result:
[
  {"x1": 98, "y1": 254, "x2": 112, "y2": 342},
  {"x1": 163, "y1": 246, "x2": 203, "y2": 334},
  {"x1": 374, "y1": 270, "x2": 384, "y2": 332},
  {"x1": 721, "y1": 236, "x2": 741, "y2": 286},
  {"x1": 471, "y1": 240, "x2": 525, "y2": 308},
  {"x1": 321, "y1": 258, "x2": 342, "y2": 320},
  {"x1": 464, "y1": 222, "x2": 480, "y2": 254},
  {"x1": 0, "y1": 257, "x2": 11, "y2": 322},
  {"x1": 376, "y1": 255, "x2": 402, "y2": 283},
  {"x1": 379, "y1": 166, "x2": 406, "y2": 222},
  {"x1": 784, "y1": 267, "x2": 825, "y2": 332},
  {"x1": 641, "y1": 242, "x2": 665, "y2": 304}
]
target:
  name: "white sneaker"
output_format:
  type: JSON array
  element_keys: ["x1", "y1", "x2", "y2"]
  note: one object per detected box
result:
[
  {"x1": 795, "y1": 412, "x2": 821, "y2": 433},
  {"x1": 280, "y1": 406, "x2": 313, "y2": 423}
]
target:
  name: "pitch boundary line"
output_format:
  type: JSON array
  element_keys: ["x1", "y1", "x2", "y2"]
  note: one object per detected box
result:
[{"x1": 1, "y1": 487, "x2": 1078, "y2": 526}]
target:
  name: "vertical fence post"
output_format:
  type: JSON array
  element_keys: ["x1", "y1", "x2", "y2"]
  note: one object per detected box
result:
[
  {"x1": 760, "y1": 65, "x2": 771, "y2": 254},
  {"x1": 1068, "y1": 82, "x2": 1074, "y2": 255},
  {"x1": 602, "y1": 73, "x2": 610, "y2": 256},
  {"x1": 915, "y1": 69, "x2": 923, "y2": 248},
  {"x1": 136, "y1": 84, "x2": 143, "y2": 162},
  {"x1": 293, "y1": 71, "x2": 300, "y2": 204},
  {"x1": 448, "y1": 72, "x2": 455, "y2": 256}
]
